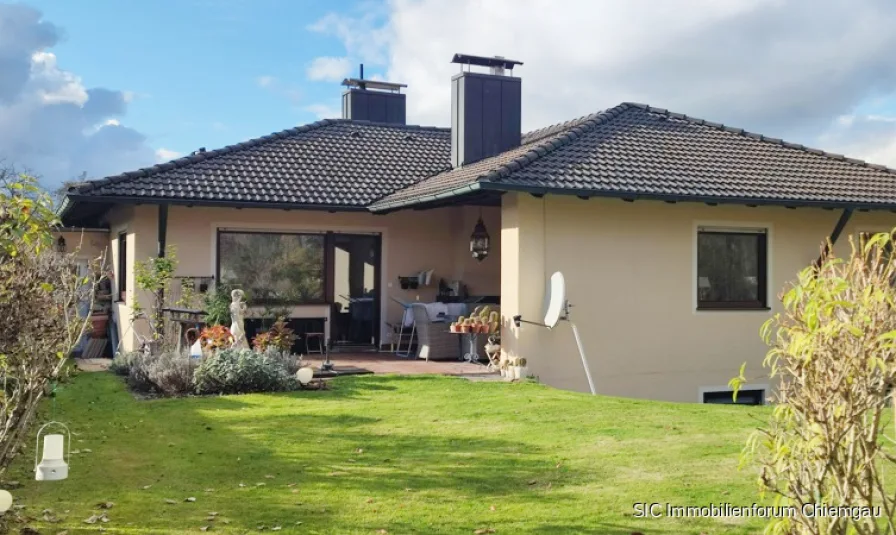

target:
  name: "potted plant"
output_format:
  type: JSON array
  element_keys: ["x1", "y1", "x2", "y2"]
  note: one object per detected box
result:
[
  {"x1": 516, "y1": 357, "x2": 528, "y2": 379},
  {"x1": 90, "y1": 313, "x2": 109, "y2": 338},
  {"x1": 199, "y1": 325, "x2": 234, "y2": 354},
  {"x1": 252, "y1": 317, "x2": 297, "y2": 352}
]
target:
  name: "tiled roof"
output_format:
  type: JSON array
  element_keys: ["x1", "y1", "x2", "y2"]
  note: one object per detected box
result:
[
  {"x1": 370, "y1": 103, "x2": 896, "y2": 211},
  {"x1": 69, "y1": 120, "x2": 451, "y2": 208}
]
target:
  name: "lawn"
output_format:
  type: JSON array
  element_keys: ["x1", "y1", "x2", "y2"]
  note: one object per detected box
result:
[{"x1": 5, "y1": 371, "x2": 770, "y2": 534}]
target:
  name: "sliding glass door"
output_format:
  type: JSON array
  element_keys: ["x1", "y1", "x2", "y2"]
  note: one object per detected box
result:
[
  {"x1": 216, "y1": 230, "x2": 381, "y2": 348},
  {"x1": 330, "y1": 234, "x2": 381, "y2": 347}
]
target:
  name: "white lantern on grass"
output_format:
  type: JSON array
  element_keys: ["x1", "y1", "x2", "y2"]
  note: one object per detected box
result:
[
  {"x1": 0, "y1": 489, "x2": 12, "y2": 514},
  {"x1": 296, "y1": 367, "x2": 314, "y2": 386},
  {"x1": 35, "y1": 422, "x2": 70, "y2": 481}
]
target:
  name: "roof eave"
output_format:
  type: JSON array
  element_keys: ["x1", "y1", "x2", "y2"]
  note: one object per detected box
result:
[
  {"x1": 368, "y1": 182, "x2": 485, "y2": 213},
  {"x1": 65, "y1": 194, "x2": 371, "y2": 213},
  {"x1": 371, "y1": 180, "x2": 896, "y2": 212},
  {"x1": 486, "y1": 182, "x2": 896, "y2": 211}
]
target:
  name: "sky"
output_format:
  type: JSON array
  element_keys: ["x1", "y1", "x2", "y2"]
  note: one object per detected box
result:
[{"x1": 4, "y1": 0, "x2": 896, "y2": 189}]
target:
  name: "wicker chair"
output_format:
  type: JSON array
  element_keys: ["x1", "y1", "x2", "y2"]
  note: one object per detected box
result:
[{"x1": 409, "y1": 303, "x2": 459, "y2": 361}]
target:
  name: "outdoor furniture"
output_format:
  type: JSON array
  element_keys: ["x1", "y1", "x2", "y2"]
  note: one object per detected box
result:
[
  {"x1": 455, "y1": 331, "x2": 483, "y2": 364},
  {"x1": 408, "y1": 303, "x2": 459, "y2": 361},
  {"x1": 390, "y1": 297, "x2": 416, "y2": 357},
  {"x1": 163, "y1": 307, "x2": 207, "y2": 354},
  {"x1": 305, "y1": 332, "x2": 325, "y2": 354},
  {"x1": 484, "y1": 337, "x2": 501, "y2": 371}
]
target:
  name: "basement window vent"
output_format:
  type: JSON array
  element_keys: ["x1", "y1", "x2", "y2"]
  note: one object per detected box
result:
[{"x1": 701, "y1": 387, "x2": 765, "y2": 406}]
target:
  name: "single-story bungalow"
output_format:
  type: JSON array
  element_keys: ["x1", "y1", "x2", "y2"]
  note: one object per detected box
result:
[{"x1": 59, "y1": 53, "x2": 896, "y2": 403}]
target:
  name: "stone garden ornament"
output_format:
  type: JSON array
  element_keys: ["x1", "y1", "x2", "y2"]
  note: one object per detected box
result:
[{"x1": 229, "y1": 289, "x2": 249, "y2": 349}]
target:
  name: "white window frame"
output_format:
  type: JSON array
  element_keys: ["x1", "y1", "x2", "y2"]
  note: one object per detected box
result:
[
  {"x1": 692, "y1": 220, "x2": 774, "y2": 314},
  {"x1": 698, "y1": 384, "x2": 769, "y2": 405}
]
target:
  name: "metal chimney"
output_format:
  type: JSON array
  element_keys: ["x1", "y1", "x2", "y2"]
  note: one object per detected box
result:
[
  {"x1": 450, "y1": 53, "x2": 523, "y2": 168},
  {"x1": 341, "y1": 65, "x2": 408, "y2": 124}
]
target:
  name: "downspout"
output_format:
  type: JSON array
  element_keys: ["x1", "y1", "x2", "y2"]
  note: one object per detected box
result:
[
  {"x1": 157, "y1": 204, "x2": 169, "y2": 316},
  {"x1": 158, "y1": 204, "x2": 169, "y2": 258},
  {"x1": 815, "y1": 208, "x2": 853, "y2": 269}
]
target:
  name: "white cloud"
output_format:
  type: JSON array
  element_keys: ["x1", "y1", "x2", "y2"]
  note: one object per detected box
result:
[
  {"x1": 817, "y1": 114, "x2": 896, "y2": 167},
  {"x1": 154, "y1": 147, "x2": 181, "y2": 162},
  {"x1": 0, "y1": 4, "x2": 156, "y2": 187},
  {"x1": 307, "y1": 4, "x2": 391, "y2": 66},
  {"x1": 256, "y1": 75, "x2": 276, "y2": 88},
  {"x1": 311, "y1": 0, "x2": 896, "y2": 165},
  {"x1": 305, "y1": 102, "x2": 342, "y2": 120},
  {"x1": 256, "y1": 75, "x2": 301, "y2": 105},
  {"x1": 306, "y1": 56, "x2": 353, "y2": 82}
]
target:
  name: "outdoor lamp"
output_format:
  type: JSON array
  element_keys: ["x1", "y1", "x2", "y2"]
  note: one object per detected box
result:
[
  {"x1": 296, "y1": 367, "x2": 314, "y2": 385},
  {"x1": 469, "y1": 216, "x2": 490, "y2": 262},
  {"x1": 55, "y1": 236, "x2": 66, "y2": 253},
  {"x1": 35, "y1": 422, "x2": 70, "y2": 481},
  {"x1": 0, "y1": 489, "x2": 12, "y2": 515}
]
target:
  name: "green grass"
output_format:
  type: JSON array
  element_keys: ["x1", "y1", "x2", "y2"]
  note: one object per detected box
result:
[{"x1": 6, "y1": 372, "x2": 771, "y2": 534}]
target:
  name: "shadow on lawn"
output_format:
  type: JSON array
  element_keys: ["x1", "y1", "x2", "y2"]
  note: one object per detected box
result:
[{"x1": 15, "y1": 373, "x2": 682, "y2": 534}]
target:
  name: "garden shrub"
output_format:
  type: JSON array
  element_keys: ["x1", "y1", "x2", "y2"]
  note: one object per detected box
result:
[
  {"x1": 145, "y1": 351, "x2": 199, "y2": 396},
  {"x1": 0, "y1": 172, "x2": 100, "y2": 477},
  {"x1": 193, "y1": 348, "x2": 294, "y2": 395},
  {"x1": 262, "y1": 348, "x2": 303, "y2": 376},
  {"x1": 126, "y1": 352, "x2": 154, "y2": 393},
  {"x1": 109, "y1": 351, "x2": 140, "y2": 376},
  {"x1": 733, "y1": 231, "x2": 896, "y2": 534}
]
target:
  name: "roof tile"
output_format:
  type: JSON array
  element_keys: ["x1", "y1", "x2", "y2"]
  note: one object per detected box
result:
[
  {"x1": 72, "y1": 119, "x2": 451, "y2": 208},
  {"x1": 371, "y1": 104, "x2": 896, "y2": 210}
]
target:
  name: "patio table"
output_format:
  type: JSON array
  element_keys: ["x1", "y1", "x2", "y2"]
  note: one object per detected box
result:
[{"x1": 452, "y1": 331, "x2": 483, "y2": 364}]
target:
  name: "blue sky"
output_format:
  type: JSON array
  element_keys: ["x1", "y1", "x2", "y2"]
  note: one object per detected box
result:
[
  {"x1": 5, "y1": 0, "x2": 896, "y2": 188},
  {"x1": 26, "y1": 0, "x2": 382, "y2": 159}
]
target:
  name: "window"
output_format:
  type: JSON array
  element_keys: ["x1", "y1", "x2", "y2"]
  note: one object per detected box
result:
[
  {"x1": 117, "y1": 232, "x2": 127, "y2": 301},
  {"x1": 697, "y1": 228, "x2": 768, "y2": 310},
  {"x1": 217, "y1": 230, "x2": 325, "y2": 304},
  {"x1": 702, "y1": 389, "x2": 765, "y2": 406}
]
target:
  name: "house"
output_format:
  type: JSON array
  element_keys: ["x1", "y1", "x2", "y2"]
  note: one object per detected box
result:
[{"x1": 60, "y1": 53, "x2": 896, "y2": 403}]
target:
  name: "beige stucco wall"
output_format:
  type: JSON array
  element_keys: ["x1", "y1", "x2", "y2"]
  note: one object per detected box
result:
[
  {"x1": 55, "y1": 229, "x2": 109, "y2": 265},
  {"x1": 501, "y1": 192, "x2": 896, "y2": 403},
  {"x1": 107, "y1": 205, "x2": 158, "y2": 352},
  {"x1": 112, "y1": 204, "x2": 500, "y2": 351}
]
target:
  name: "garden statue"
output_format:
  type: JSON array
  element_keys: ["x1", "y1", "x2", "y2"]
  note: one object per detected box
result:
[{"x1": 229, "y1": 289, "x2": 248, "y2": 349}]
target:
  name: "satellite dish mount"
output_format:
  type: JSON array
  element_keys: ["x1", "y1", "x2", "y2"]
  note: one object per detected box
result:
[{"x1": 512, "y1": 272, "x2": 596, "y2": 395}]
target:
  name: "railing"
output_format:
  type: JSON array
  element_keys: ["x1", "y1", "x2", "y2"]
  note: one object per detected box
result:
[{"x1": 166, "y1": 276, "x2": 215, "y2": 311}]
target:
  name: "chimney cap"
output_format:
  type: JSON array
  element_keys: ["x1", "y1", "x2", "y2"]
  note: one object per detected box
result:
[
  {"x1": 342, "y1": 78, "x2": 407, "y2": 93},
  {"x1": 451, "y1": 53, "x2": 523, "y2": 70}
]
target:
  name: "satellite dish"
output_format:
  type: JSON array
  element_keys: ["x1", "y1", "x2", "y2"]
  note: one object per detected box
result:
[
  {"x1": 511, "y1": 270, "x2": 595, "y2": 395},
  {"x1": 543, "y1": 272, "x2": 566, "y2": 328}
]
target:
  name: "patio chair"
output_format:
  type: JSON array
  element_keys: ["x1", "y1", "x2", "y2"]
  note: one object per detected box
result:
[
  {"x1": 408, "y1": 303, "x2": 459, "y2": 361},
  {"x1": 389, "y1": 297, "x2": 416, "y2": 357}
]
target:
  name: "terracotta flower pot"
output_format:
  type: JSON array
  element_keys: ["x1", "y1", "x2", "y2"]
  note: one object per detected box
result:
[
  {"x1": 460, "y1": 325, "x2": 470, "y2": 333},
  {"x1": 90, "y1": 314, "x2": 109, "y2": 338}
]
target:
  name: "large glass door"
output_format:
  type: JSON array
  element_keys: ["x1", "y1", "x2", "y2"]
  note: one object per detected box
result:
[{"x1": 330, "y1": 233, "x2": 381, "y2": 348}]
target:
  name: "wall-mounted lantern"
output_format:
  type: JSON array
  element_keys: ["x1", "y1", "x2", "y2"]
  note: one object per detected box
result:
[
  {"x1": 55, "y1": 236, "x2": 67, "y2": 253},
  {"x1": 470, "y1": 216, "x2": 490, "y2": 262}
]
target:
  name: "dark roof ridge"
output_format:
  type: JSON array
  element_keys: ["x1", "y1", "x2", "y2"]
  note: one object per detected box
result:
[
  {"x1": 334, "y1": 118, "x2": 450, "y2": 131},
  {"x1": 622, "y1": 102, "x2": 896, "y2": 176},
  {"x1": 479, "y1": 103, "x2": 634, "y2": 183}
]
